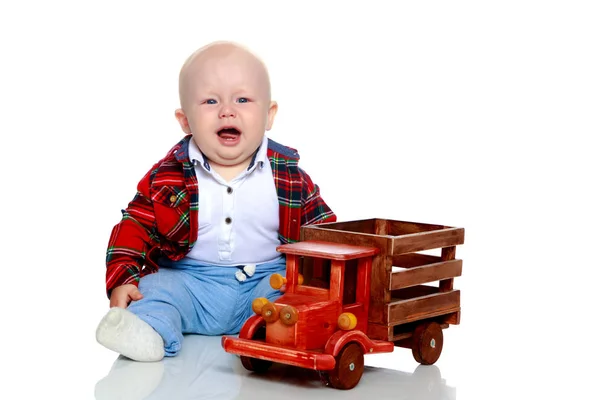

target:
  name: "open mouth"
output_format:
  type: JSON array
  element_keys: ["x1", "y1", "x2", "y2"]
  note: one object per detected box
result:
[{"x1": 217, "y1": 127, "x2": 241, "y2": 140}]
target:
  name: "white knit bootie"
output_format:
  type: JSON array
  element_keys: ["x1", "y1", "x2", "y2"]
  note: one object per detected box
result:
[{"x1": 96, "y1": 307, "x2": 165, "y2": 362}]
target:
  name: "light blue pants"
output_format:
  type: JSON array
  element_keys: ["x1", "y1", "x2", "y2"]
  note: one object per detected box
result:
[{"x1": 127, "y1": 255, "x2": 286, "y2": 357}]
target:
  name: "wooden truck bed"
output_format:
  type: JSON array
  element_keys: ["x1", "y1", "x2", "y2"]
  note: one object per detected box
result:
[{"x1": 301, "y1": 218, "x2": 464, "y2": 342}]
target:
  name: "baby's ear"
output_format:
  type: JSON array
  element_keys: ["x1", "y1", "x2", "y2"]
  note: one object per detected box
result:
[
  {"x1": 266, "y1": 101, "x2": 278, "y2": 131},
  {"x1": 175, "y1": 109, "x2": 192, "y2": 134}
]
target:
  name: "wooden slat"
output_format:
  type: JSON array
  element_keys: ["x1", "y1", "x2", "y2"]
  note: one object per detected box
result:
[
  {"x1": 388, "y1": 290, "x2": 460, "y2": 324},
  {"x1": 368, "y1": 255, "x2": 391, "y2": 324},
  {"x1": 388, "y1": 220, "x2": 447, "y2": 235},
  {"x1": 442, "y1": 247, "x2": 456, "y2": 259},
  {"x1": 392, "y1": 253, "x2": 442, "y2": 268},
  {"x1": 440, "y1": 247, "x2": 456, "y2": 291},
  {"x1": 390, "y1": 259, "x2": 463, "y2": 290},
  {"x1": 302, "y1": 219, "x2": 376, "y2": 235},
  {"x1": 375, "y1": 219, "x2": 389, "y2": 235},
  {"x1": 391, "y1": 228, "x2": 465, "y2": 255}
]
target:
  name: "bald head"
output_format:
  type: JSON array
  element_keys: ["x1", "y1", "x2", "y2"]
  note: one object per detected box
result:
[{"x1": 178, "y1": 41, "x2": 272, "y2": 110}]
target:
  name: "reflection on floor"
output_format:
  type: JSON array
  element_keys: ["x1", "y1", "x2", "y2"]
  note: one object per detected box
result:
[{"x1": 95, "y1": 334, "x2": 456, "y2": 399}]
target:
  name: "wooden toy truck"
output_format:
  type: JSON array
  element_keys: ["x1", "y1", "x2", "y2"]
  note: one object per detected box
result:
[{"x1": 221, "y1": 218, "x2": 464, "y2": 390}]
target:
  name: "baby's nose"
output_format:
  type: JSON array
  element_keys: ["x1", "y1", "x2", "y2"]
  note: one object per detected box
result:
[{"x1": 219, "y1": 104, "x2": 236, "y2": 118}]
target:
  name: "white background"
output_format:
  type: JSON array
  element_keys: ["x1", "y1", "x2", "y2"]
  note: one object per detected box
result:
[{"x1": 1, "y1": 1, "x2": 598, "y2": 399}]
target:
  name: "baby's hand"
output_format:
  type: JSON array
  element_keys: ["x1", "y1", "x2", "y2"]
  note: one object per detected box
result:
[{"x1": 109, "y1": 284, "x2": 143, "y2": 308}]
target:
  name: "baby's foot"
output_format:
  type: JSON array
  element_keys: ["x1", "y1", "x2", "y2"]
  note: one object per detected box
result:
[{"x1": 96, "y1": 307, "x2": 165, "y2": 362}]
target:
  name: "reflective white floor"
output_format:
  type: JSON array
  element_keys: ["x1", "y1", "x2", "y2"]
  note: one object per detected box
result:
[{"x1": 94, "y1": 335, "x2": 456, "y2": 400}]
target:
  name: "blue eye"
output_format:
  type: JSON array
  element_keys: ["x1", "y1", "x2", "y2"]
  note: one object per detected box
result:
[
  {"x1": 237, "y1": 97, "x2": 249, "y2": 103},
  {"x1": 206, "y1": 99, "x2": 217, "y2": 105}
]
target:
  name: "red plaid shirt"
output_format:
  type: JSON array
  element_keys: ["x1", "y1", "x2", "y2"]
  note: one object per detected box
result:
[{"x1": 105, "y1": 135, "x2": 336, "y2": 296}]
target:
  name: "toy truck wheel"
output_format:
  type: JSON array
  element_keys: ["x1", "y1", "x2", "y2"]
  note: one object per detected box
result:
[
  {"x1": 241, "y1": 355, "x2": 272, "y2": 373},
  {"x1": 240, "y1": 325, "x2": 272, "y2": 373},
  {"x1": 412, "y1": 321, "x2": 444, "y2": 365},
  {"x1": 324, "y1": 343, "x2": 364, "y2": 390}
]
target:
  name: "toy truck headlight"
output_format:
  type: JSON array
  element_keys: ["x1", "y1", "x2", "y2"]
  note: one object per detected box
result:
[
  {"x1": 261, "y1": 302, "x2": 279, "y2": 323},
  {"x1": 338, "y1": 312, "x2": 358, "y2": 330},
  {"x1": 279, "y1": 305, "x2": 299, "y2": 325},
  {"x1": 252, "y1": 297, "x2": 269, "y2": 315}
]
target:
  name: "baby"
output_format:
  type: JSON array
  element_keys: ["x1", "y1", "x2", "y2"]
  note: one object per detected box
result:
[{"x1": 96, "y1": 41, "x2": 336, "y2": 361}]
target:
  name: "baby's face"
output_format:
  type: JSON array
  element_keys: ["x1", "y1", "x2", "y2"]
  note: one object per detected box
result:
[{"x1": 176, "y1": 48, "x2": 277, "y2": 170}]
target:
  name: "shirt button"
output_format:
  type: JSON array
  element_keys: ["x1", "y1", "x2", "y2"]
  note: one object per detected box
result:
[
  {"x1": 169, "y1": 195, "x2": 177, "y2": 203},
  {"x1": 225, "y1": 217, "x2": 232, "y2": 224},
  {"x1": 227, "y1": 187, "x2": 233, "y2": 194}
]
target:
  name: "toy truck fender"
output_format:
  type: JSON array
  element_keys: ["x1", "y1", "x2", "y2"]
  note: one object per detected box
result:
[
  {"x1": 325, "y1": 330, "x2": 394, "y2": 359},
  {"x1": 239, "y1": 314, "x2": 265, "y2": 340}
]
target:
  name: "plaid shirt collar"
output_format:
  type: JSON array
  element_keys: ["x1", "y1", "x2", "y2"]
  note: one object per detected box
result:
[{"x1": 182, "y1": 135, "x2": 269, "y2": 173}]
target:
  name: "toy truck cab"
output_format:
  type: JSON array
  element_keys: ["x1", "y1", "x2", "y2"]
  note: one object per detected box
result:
[{"x1": 221, "y1": 241, "x2": 395, "y2": 389}]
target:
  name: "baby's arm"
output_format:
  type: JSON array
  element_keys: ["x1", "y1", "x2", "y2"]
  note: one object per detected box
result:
[
  {"x1": 299, "y1": 168, "x2": 337, "y2": 225},
  {"x1": 105, "y1": 166, "x2": 160, "y2": 299}
]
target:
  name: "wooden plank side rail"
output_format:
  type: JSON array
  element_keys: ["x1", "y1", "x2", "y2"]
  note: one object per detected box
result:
[
  {"x1": 309, "y1": 218, "x2": 378, "y2": 234},
  {"x1": 388, "y1": 290, "x2": 460, "y2": 324},
  {"x1": 390, "y1": 259, "x2": 463, "y2": 290},
  {"x1": 392, "y1": 253, "x2": 442, "y2": 268},
  {"x1": 388, "y1": 220, "x2": 447, "y2": 235},
  {"x1": 392, "y1": 228, "x2": 465, "y2": 255}
]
